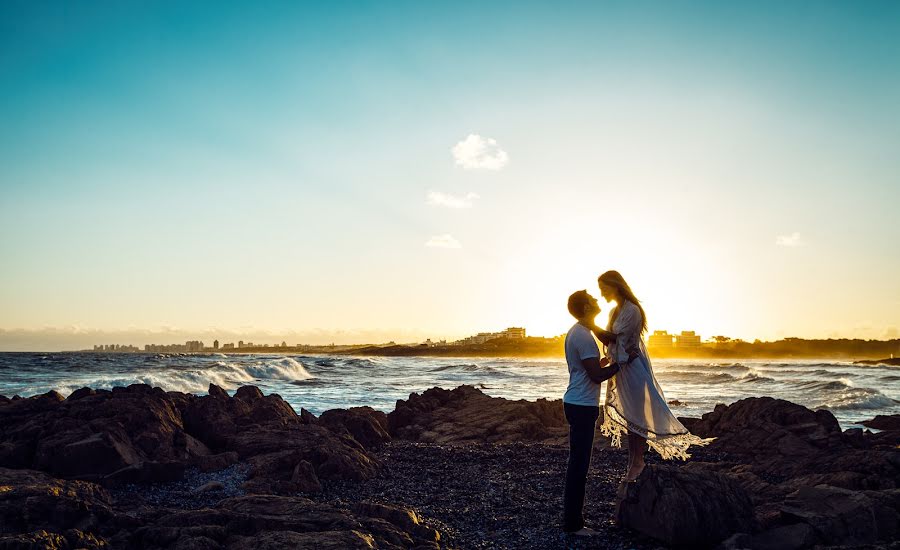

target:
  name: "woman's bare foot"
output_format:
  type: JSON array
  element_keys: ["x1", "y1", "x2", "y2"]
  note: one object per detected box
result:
[{"x1": 571, "y1": 527, "x2": 599, "y2": 537}]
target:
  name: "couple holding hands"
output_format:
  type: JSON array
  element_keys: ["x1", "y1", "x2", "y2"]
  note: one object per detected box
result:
[{"x1": 561, "y1": 270, "x2": 710, "y2": 536}]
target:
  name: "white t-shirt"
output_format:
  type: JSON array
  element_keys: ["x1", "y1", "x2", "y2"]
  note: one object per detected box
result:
[{"x1": 563, "y1": 322, "x2": 602, "y2": 406}]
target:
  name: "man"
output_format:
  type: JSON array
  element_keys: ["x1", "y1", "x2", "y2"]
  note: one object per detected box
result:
[{"x1": 562, "y1": 290, "x2": 620, "y2": 536}]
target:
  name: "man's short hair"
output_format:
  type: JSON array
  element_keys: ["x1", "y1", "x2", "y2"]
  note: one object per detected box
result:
[{"x1": 567, "y1": 290, "x2": 590, "y2": 318}]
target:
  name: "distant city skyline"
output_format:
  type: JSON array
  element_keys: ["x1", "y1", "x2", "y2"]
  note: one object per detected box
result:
[{"x1": 2, "y1": 2, "x2": 899, "y2": 351}]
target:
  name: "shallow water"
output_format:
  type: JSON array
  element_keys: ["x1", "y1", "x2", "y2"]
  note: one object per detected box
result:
[{"x1": 1, "y1": 353, "x2": 897, "y2": 429}]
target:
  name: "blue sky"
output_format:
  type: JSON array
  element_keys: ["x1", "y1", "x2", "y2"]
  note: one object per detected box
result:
[{"x1": 1, "y1": 1, "x2": 899, "y2": 349}]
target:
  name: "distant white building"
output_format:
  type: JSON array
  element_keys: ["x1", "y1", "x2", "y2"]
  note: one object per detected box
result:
[
  {"x1": 674, "y1": 331, "x2": 701, "y2": 348},
  {"x1": 504, "y1": 327, "x2": 526, "y2": 339},
  {"x1": 648, "y1": 330, "x2": 673, "y2": 348},
  {"x1": 185, "y1": 340, "x2": 204, "y2": 352},
  {"x1": 454, "y1": 327, "x2": 527, "y2": 345}
]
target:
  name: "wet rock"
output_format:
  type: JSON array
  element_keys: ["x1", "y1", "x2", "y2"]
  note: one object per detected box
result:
[{"x1": 615, "y1": 464, "x2": 757, "y2": 547}]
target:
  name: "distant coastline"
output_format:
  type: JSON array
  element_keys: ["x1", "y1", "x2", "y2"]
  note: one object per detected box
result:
[{"x1": 61, "y1": 337, "x2": 900, "y2": 360}]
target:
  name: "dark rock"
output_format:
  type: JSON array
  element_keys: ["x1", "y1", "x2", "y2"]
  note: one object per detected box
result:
[
  {"x1": 193, "y1": 481, "x2": 225, "y2": 494},
  {"x1": 687, "y1": 397, "x2": 900, "y2": 490},
  {"x1": 779, "y1": 485, "x2": 900, "y2": 545},
  {"x1": 616, "y1": 464, "x2": 757, "y2": 547},
  {"x1": 243, "y1": 450, "x2": 323, "y2": 495},
  {"x1": 103, "y1": 460, "x2": 186, "y2": 485},
  {"x1": 226, "y1": 530, "x2": 376, "y2": 549},
  {"x1": 193, "y1": 451, "x2": 239, "y2": 473},
  {"x1": 299, "y1": 408, "x2": 318, "y2": 424},
  {"x1": 35, "y1": 429, "x2": 141, "y2": 478},
  {"x1": 861, "y1": 414, "x2": 900, "y2": 431},
  {"x1": 351, "y1": 502, "x2": 440, "y2": 543},
  {"x1": 718, "y1": 523, "x2": 817, "y2": 550},
  {"x1": 319, "y1": 407, "x2": 391, "y2": 450},
  {"x1": 678, "y1": 416, "x2": 701, "y2": 431},
  {"x1": 291, "y1": 460, "x2": 323, "y2": 493},
  {"x1": 0, "y1": 383, "x2": 195, "y2": 478},
  {"x1": 207, "y1": 383, "x2": 229, "y2": 399},
  {"x1": 66, "y1": 387, "x2": 96, "y2": 401},
  {"x1": 0, "y1": 468, "x2": 114, "y2": 537},
  {"x1": 388, "y1": 385, "x2": 570, "y2": 445},
  {"x1": 234, "y1": 385, "x2": 263, "y2": 402},
  {"x1": 842, "y1": 427, "x2": 869, "y2": 448},
  {"x1": 0, "y1": 530, "x2": 70, "y2": 549},
  {"x1": 125, "y1": 494, "x2": 439, "y2": 549}
]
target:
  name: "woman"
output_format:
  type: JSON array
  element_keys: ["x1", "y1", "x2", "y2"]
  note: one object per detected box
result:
[{"x1": 593, "y1": 270, "x2": 711, "y2": 481}]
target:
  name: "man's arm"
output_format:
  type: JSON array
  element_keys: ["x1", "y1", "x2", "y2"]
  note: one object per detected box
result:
[{"x1": 581, "y1": 356, "x2": 619, "y2": 384}]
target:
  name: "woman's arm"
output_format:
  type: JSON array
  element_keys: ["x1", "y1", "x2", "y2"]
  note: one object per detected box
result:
[
  {"x1": 587, "y1": 324, "x2": 617, "y2": 346},
  {"x1": 612, "y1": 303, "x2": 643, "y2": 365}
]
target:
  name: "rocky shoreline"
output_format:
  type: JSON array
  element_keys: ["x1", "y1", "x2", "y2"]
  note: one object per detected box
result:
[{"x1": 1, "y1": 383, "x2": 898, "y2": 549}]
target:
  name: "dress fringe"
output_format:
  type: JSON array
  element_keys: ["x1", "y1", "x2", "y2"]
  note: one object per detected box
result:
[{"x1": 599, "y1": 405, "x2": 715, "y2": 461}]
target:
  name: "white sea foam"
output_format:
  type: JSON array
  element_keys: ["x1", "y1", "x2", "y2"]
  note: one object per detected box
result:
[{"x1": 39, "y1": 357, "x2": 316, "y2": 396}]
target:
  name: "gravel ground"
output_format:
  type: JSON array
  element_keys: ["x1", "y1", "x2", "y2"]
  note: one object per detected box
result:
[
  {"x1": 110, "y1": 463, "x2": 249, "y2": 509},
  {"x1": 106, "y1": 442, "x2": 730, "y2": 549},
  {"x1": 309, "y1": 441, "x2": 686, "y2": 550}
]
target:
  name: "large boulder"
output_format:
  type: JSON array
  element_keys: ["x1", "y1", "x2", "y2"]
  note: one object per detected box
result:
[
  {"x1": 387, "y1": 385, "x2": 568, "y2": 445},
  {"x1": 777, "y1": 485, "x2": 900, "y2": 546},
  {"x1": 181, "y1": 385, "x2": 380, "y2": 493},
  {"x1": 127, "y1": 495, "x2": 441, "y2": 549},
  {"x1": 689, "y1": 397, "x2": 844, "y2": 458},
  {"x1": 688, "y1": 397, "x2": 900, "y2": 490},
  {"x1": 0, "y1": 468, "x2": 116, "y2": 543},
  {"x1": 319, "y1": 407, "x2": 391, "y2": 450},
  {"x1": 0, "y1": 383, "x2": 382, "y2": 494},
  {"x1": 0, "y1": 385, "x2": 202, "y2": 480},
  {"x1": 615, "y1": 464, "x2": 757, "y2": 547},
  {"x1": 861, "y1": 414, "x2": 900, "y2": 431}
]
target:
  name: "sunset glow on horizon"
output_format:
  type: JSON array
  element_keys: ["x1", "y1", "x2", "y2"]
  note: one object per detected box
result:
[{"x1": 1, "y1": 2, "x2": 898, "y2": 350}]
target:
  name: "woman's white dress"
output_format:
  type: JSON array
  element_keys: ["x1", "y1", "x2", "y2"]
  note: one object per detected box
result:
[{"x1": 599, "y1": 300, "x2": 712, "y2": 460}]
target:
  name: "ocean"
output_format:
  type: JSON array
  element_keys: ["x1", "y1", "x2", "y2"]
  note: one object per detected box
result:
[{"x1": 1, "y1": 353, "x2": 898, "y2": 429}]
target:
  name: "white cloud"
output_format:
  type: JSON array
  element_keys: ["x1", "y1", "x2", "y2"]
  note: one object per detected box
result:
[
  {"x1": 775, "y1": 232, "x2": 805, "y2": 247},
  {"x1": 451, "y1": 134, "x2": 509, "y2": 171},
  {"x1": 426, "y1": 191, "x2": 480, "y2": 209},
  {"x1": 425, "y1": 234, "x2": 462, "y2": 249}
]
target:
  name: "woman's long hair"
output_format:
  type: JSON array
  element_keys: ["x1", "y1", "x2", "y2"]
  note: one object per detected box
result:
[{"x1": 599, "y1": 270, "x2": 648, "y2": 334}]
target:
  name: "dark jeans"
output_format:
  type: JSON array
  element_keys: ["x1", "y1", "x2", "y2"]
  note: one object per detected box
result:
[{"x1": 562, "y1": 402, "x2": 600, "y2": 532}]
